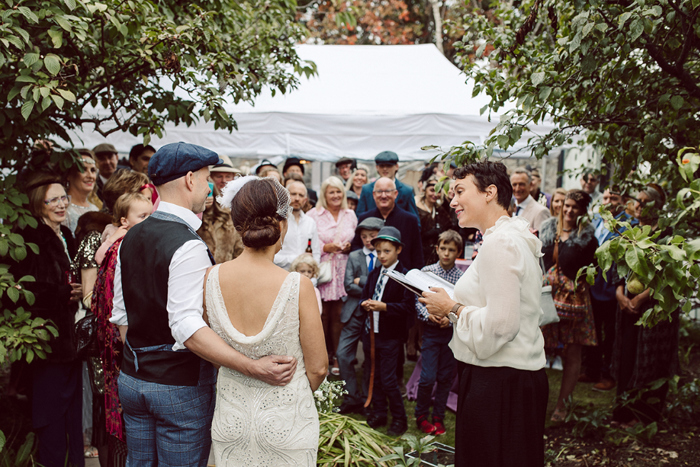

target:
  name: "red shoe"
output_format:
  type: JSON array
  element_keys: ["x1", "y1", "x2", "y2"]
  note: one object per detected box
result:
[
  {"x1": 592, "y1": 379, "x2": 616, "y2": 391},
  {"x1": 433, "y1": 417, "x2": 446, "y2": 436},
  {"x1": 416, "y1": 415, "x2": 436, "y2": 434}
]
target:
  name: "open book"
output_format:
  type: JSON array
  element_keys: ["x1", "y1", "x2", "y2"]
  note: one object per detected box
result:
[{"x1": 383, "y1": 269, "x2": 456, "y2": 300}]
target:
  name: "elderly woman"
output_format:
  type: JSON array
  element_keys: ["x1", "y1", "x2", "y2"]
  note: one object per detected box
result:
[
  {"x1": 420, "y1": 161, "x2": 548, "y2": 467},
  {"x1": 307, "y1": 176, "x2": 358, "y2": 375},
  {"x1": 540, "y1": 190, "x2": 599, "y2": 422},
  {"x1": 612, "y1": 184, "x2": 679, "y2": 427},
  {"x1": 13, "y1": 172, "x2": 84, "y2": 467},
  {"x1": 63, "y1": 149, "x2": 101, "y2": 234}
]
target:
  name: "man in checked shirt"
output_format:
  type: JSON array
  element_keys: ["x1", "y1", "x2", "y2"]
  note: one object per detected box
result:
[{"x1": 414, "y1": 230, "x2": 464, "y2": 436}]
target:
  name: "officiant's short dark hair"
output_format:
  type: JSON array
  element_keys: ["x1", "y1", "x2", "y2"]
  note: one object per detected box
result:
[
  {"x1": 453, "y1": 161, "x2": 512, "y2": 210},
  {"x1": 231, "y1": 178, "x2": 286, "y2": 248}
]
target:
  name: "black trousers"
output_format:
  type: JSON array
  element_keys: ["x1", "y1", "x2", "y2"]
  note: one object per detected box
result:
[
  {"x1": 455, "y1": 363, "x2": 548, "y2": 467},
  {"x1": 584, "y1": 297, "x2": 617, "y2": 381}
]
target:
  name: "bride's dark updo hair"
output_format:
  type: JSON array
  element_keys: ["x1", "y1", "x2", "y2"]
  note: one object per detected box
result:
[{"x1": 231, "y1": 178, "x2": 289, "y2": 248}]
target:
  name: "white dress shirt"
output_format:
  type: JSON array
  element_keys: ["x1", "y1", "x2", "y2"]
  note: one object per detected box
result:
[
  {"x1": 371, "y1": 260, "x2": 398, "y2": 333},
  {"x1": 274, "y1": 210, "x2": 321, "y2": 270},
  {"x1": 514, "y1": 194, "x2": 532, "y2": 215},
  {"x1": 449, "y1": 216, "x2": 546, "y2": 371},
  {"x1": 110, "y1": 202, "x2": 211, "y2": 350}
]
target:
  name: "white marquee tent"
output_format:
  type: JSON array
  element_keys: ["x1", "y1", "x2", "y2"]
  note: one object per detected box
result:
[{"x1": 70, "y1": 44, "x2": 556, "y2": 162}]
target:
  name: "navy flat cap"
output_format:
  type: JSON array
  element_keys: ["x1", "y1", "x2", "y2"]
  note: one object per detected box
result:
[
  {"x1": 356, "y1": 216, "x2": 384, "y2": 233},
  {"x1": 375, "y1": 151, "x2": 399, "y2": 164},
  {"x1": 148, "y1": 142, "x2": 222, "y2": 185}
]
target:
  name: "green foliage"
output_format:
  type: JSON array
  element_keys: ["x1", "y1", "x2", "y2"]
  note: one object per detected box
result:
[
  {"x1": 0, "y1": 0, "x2": 313, "y2": 367},
  {"x1": 317, "y1": 412, "x2": 395, "y2": 466},
  {"x1": 378, "y1": 434, "x2": 449, "y2": 467},
  {"x1": 0, "y1": 0, "x2": 313, "y2": 159},
  {"x1": 314, "y1": 379, "x2": 348, "y2": 414},
  {"x1": 0, "y1": 432, "x2": 36, "y2": 467}
]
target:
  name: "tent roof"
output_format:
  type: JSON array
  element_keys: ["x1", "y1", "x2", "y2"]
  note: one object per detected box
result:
[{"x1": 71, "y1": 44, "x2": 554, "y2": 161}]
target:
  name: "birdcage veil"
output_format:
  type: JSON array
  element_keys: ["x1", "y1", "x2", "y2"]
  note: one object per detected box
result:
[{"x1": 218, "y1": 175, "x2": 291, "y2": 219}]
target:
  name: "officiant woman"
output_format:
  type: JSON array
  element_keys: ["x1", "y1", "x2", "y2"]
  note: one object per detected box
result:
[{"x1": 420, "y1": 161, "x2": 548, "y2": 467}]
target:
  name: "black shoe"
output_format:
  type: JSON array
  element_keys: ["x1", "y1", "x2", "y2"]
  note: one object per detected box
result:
[
  {"x1": 387, "y1": 419, "x2": 408, "y2": 436},
  {"x1": 338, "y1": 401, "x2": 365, "y2": 415},
  {"x1": 367, "y1": 414, "x2": 388, "y2": 429}
]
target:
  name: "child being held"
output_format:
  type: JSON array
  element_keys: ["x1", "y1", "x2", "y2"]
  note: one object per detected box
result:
[
  {"x1": 414, "y1": 230, "x2": 464, "y2": 436},
  {"x1": 360, "y1": 226, "x2": 415, "y2": 437},
  {"x1": 291, "y1": 253, "x2": 322, "y2": 314},
  {"x1": 95, "y1": 192, "x2": 153, "y2": 265}
]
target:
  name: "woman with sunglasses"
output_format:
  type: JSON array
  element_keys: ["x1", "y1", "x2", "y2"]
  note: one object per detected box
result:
[{"x1": 12, "y1": 171, "x2": 84, "y2": 467}]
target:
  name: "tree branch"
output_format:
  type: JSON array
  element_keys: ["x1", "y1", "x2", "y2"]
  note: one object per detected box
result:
[{"x1": 643, "y1": 33, "x2": 700, "y2": 100}]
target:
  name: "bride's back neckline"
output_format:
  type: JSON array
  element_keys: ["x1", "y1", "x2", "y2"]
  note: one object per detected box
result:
[{"x1": 209, "y1": 264, "x2": 298, "y2": 339}]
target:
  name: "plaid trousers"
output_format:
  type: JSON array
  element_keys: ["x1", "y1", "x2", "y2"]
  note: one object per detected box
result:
[{"x1": 118, "y1": 371, "x2": 215, "y2": 467}]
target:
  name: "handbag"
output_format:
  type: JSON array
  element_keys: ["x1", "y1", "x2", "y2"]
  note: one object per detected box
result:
[
  {"x1": 546, "y1": 237, "x2": 590, "y2": 320},
  {"x1": 539, "y1": 256, "x2": 559, "y2": 326},
  {"x1": 75, "y1": 311, "x2": 99, "y2": 360},
  {"x1": 317, "y1": 258, "x2": 333, "y2": 284}
]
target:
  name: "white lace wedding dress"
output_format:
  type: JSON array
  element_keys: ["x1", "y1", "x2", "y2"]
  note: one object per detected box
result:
[{"x1": 206, "y1": 266, "x2": 319, "y2": 466}]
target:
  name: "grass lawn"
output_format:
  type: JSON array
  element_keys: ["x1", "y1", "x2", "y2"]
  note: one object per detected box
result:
[{"x1": 332, "y1": 361, "x2": 617, "y2": 450}]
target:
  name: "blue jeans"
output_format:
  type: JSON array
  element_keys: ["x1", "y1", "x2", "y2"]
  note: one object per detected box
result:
[
  {"x1": 415, "y1": 325, "x2": 456, "y2": 420},
  {"x1": 118, "y1": 372, "x2": 215, "y2": 467},
  {"x1": 336, "y1": 312, "x2": 367, "y2": 405},
  {"x1": 362, "y1": 332, "x2": 406, "y2": 423}
]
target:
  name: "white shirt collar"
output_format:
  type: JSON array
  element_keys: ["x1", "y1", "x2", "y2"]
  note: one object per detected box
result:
[
  {"x1": 516, "y1": 195, "x2": 533, "y2": 208},
  {"x1": 99, "y1": 174, "x2": 109, "y2": 185},
  {"x1": 156, "y1": 201, "x2": 203, "y2": 231},
  {"x1": 363, "y1": 246, "x2": 374, "y2": 256},
  {"x1": 381, "y1": 260, "x2": 399, "y2": 272}
]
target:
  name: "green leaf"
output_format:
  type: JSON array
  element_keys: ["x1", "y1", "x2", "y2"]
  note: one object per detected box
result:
[
  {"x1": 619, "y1": 12, "x2": 632, "y2": 28},
  {"x1": 48, "y1": 29, "x2": 63, "y2": 48},
  {"x1": 21, "y1": 100, "x2": 34, "y2": 120},
  {"x1": 670, "y1": 95, "x2": 684, "y2": 110},
  {"x1": 531, "y1": 72, "x2": 545, "y2": 86},
  {"x1": 64, "y1": 0, "x2": 77, "y2": 10},
  {"x1": 7, "y1": 286, "x2": 20, "y2": 303},
  {"x1": 57, "y1": 89, "x2": 77, "y2": 102},
  {"x1": 51, "y1": 94, "x2": 65, "y2": 109},
  {"x1": 55, "y1": 16, "x2": 72, "y2": 32},
  {"x1": 23, "y1": 52, "x2": 40, "y2": 67},
  {"x1": 497, "y1": 134, "x2": 509, "y2": 148},
  {"x1": 17, "y1": 6, "x2": 39, "y2": 23},
  {"x1": 16, "y1": 75, "x2": 36, "y2": 83},
  {"x1": 44, "y1": 54, "x2": 61, "y2": 76},
  {"x1": 629, "y1": 19, "x2": 644, "y2": 42}
]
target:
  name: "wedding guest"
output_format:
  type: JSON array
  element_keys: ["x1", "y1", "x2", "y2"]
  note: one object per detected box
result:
[
  {"x1": 540, "y1": 190, "x2": 598, "y2": 421},
  {"x1": 529, "y1": 168, "x2": 551, "y2": 208},
  {"x1": 416, "y1": 175, "x2": 452, "y2": 265},
  {"x1": 336, "y1": 217, "x2": 384, "y2": 415},
  {"x1": 93, "y1": 143, "x2": 119, "y2": 203},
  {"x1": 356, "y1": 151, "x2": 420, "y2": 220},
  {"x1": 511, "y1": 168, "x2": 551, "y2": 232},
  {"x1": 198, "y1": 184, "x2": 243, "y2": 263},
  {"x1": 346, "y1": 190, "x2": 359, "y2": 211},
  {"x1": 580, "y1": 170, "x2": 602, "y2": 212},
  {"x1": 274, "y1": 180, "x2": 320, "y2": 270},
  {"x1": 14, "y1": 172, "x2": 84, "y2": 467},
  {"x1": 209, "y1": 155, "x2": 242, "y2": 191},
  {"x1": 612, "y1": 184, "x2": 679, "y2": 427},
  {"x1": 128, "y1": 144, "x2": 155, "y2": 175},
  {"x1": 335, "y1": 157, "x2": 355, "y2": 183},
  {"x1": 346, "y1": 164, "x2": 369, "y2": 199},
  {"x1": 307, "y1": 176, "x2": 358, "y2": 376},
  {"x1": 291, "y1": 253, "x2": 323, "y2": 313},
  {"x1": 282, "y1": 157, "x2": 318, "y2": 206},
  {"x1": 361, "y1": 227, "x2": 415, "y2": 437},
  {"x1": 550, "y1": 188, "x2": 567, "y2": 217},
  {"x1": 63, "y1": 150, "x2": 100, "y2": 233},
  {"x1": 421, "y1": 161, "x2": 548, "y2": 467}
]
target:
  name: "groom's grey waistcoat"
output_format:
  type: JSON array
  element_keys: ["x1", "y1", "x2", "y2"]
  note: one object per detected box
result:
[{"x1": 120, "y1": 217, "x2": 209, "y2": 386}]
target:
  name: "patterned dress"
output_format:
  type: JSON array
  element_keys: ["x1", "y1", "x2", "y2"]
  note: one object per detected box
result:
[
  {"x1": 92, "y1": 237, "x2": 126, "y2": 441},
  {"x1": 306, "y1": 207, "x2": 357, "y2": 301},
  {"x1": 207, "y1": 269, "x2": 319, "y2": 465}
]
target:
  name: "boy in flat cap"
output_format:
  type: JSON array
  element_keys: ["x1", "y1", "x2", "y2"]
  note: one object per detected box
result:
[
  {"x1": 110, "y1": 142, "x2": 297, "y2": 466},
  {"x1": 360, "y1": 226, "x2": 415, "y2": 437}
]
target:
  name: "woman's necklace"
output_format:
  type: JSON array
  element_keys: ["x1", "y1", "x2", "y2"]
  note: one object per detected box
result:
[{"x1": 562, "y1": 227, "x2": 572, "y2": 232}]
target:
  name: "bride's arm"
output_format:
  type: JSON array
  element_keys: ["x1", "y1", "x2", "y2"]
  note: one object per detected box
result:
[{"x1": 298, "y1": 275, "x2": 328, "y2": 391}]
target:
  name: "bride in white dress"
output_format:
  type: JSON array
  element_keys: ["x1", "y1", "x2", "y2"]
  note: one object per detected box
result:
[{"x1": 204, "y1": 176, "x2": 328, "y2": 466}]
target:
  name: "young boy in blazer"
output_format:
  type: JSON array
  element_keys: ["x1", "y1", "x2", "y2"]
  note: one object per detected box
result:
[{"x1": 361, "y1": 226, "x2": 415, "y2": 436}]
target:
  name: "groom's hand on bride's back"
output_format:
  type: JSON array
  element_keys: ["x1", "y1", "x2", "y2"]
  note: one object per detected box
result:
[{"x1": 253, "y1": 355, "x2": 298, "y2": 386}]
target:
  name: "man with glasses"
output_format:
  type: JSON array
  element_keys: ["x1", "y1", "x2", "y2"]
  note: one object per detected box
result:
[
  {"x1": 356, "y1": 151, "x2": 420, "y2": 221},
  {"x1": 352, "y1": 177, "x2": 423, "y2": 270}
]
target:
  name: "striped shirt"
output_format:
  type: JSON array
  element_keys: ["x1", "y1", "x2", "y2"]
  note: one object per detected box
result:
[{"x1": 416, "y1": 263, "x2": 464, "y2": 324}]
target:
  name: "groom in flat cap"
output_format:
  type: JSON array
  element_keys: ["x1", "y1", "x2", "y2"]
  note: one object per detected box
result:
[{"x1": 110, "y1": 142, "x2": 297, "y2": 466}]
